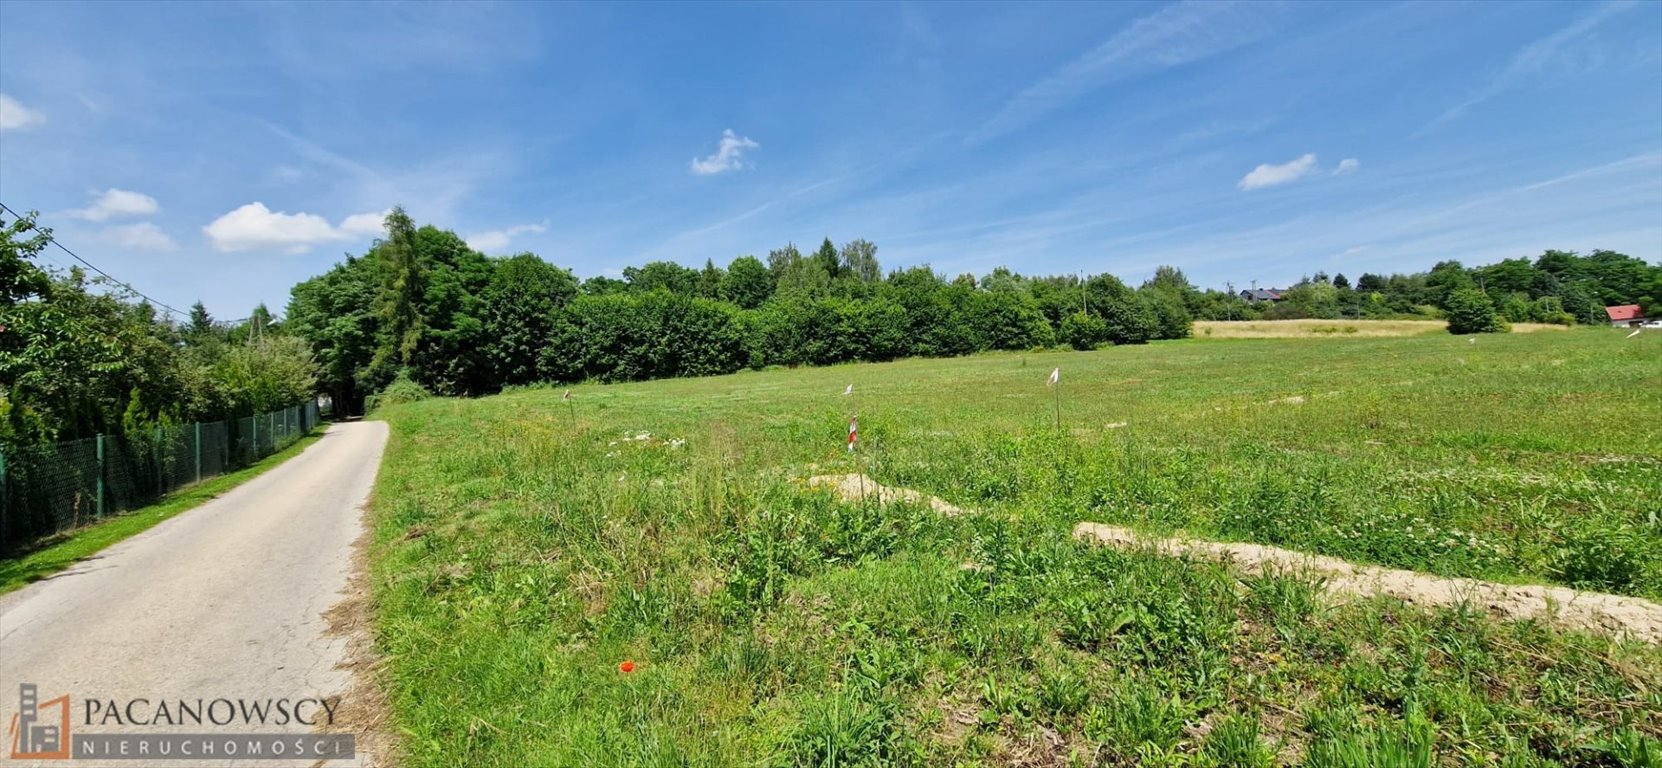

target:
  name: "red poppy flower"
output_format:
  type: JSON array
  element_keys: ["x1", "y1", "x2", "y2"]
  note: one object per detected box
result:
[{"x1": 618, "y1": 660, "x2": 636, "y2": 673}]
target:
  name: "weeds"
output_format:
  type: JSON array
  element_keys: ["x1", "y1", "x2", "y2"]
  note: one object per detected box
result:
[{"x1": 366, "y1": 332, "x2": 1662, "y2": 765}]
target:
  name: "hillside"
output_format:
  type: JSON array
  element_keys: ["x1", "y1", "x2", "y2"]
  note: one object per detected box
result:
[{"x1": 361, "y1": 329, "x2": 1661, "y2": 765}]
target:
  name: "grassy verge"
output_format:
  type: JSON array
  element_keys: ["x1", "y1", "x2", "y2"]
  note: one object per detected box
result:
[
  {"x1": 367, "y1": 332, "x2": 1661, "y2": 765},
  {"x1": 0, "y1": 431, "x2": 325, "y2": 595}
]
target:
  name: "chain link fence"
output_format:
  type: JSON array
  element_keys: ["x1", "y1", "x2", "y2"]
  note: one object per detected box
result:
[{"x1": 0, "y1": 401, "x2": 322, "y2": 550}]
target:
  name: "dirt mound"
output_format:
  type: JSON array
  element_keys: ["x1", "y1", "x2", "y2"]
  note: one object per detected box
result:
[
  {"x1": 1072, "y1": 522, "x2": 1662, "y2": 644},
  {"x1": 807, "y1": 474, "x2": 967, "y2": 516},
  {"x1": 807, "y1": 473, "x2": 1662, "y2": 644}
]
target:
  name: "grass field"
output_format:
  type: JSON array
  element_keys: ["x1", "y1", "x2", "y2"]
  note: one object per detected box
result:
[{"x1": 366, "y1": 328, "x2": 1661, "y2": 766}]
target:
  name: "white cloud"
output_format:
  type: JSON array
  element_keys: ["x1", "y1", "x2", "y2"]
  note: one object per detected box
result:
[
  {"x1": 1238, "y1": 153, "x2": 1319, "y2": 190},
  {"x1": 466, "y1": 222, "x2": 547, "y2": 253},
  {"x1": 70, "y1": 189, "x2": 160, "y2": 221},
  {"x1": 690, "y1": 129, "x2": 759, "y2": 175},
  {"x1": 99, "y1": 222, "x2": 177, "y2": 252},
  {"x1": 0, "y1": 94, "x2": 45, "y2": 130},
  {"x1": 1334, "y1": 158, "x2": 1360, "y2": 176},
  {"x1": 201, "y1": 202, "x2": 386, "y2": 253},
  {"x1": 339, "y1": 210, "x2": 391, "y2": 237}
]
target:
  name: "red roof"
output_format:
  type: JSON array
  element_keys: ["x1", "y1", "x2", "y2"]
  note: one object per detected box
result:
[{"x1": 1605, "y1": 305, "x2": 1643, "y2": 321}]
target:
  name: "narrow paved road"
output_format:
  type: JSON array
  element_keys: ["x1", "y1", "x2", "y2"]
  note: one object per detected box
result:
[{"x1": 0, "y1": 421, "x2": 388, "y2": 766}]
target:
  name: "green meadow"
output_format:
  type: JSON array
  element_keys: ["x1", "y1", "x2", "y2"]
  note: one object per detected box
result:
[{"x1": 366, "y1": 329, "x2": 1662, "y2": 766}]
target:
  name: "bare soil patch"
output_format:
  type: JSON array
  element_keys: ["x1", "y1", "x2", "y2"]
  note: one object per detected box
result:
[
  {"x1": 320, "y1": 524, "x2": 400, "y2": 767},
  {"x1": 808, "y1": 474, "x2": 967, "y2": 516},
  {"x1": 1072, "y1": 522, "x2": 1662, "y2": 645},
  {"x1": 808, "y1": 474, "x2": 1662, "y2": 644}
]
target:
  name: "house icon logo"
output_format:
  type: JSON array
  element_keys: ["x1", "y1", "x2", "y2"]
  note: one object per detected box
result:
[{"x1": 8, "y1": 683, "x2": 71, "y2": 760}]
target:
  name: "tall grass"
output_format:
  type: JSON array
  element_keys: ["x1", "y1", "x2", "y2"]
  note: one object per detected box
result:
[{"x1": 367, "y1": 329, "x2": 1661, "y2": 765}]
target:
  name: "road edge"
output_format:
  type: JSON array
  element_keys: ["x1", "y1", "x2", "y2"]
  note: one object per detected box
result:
[{"x1": 0, "y1": 430, "x2": 327, "y2": 597}]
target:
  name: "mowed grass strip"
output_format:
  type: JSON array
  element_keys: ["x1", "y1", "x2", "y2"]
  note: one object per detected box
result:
[
  {"x1": 366, "y1": 329, "x2": 1662, "y2": 766},
  {"x1": 1193, "y1": 318, "x2": 1572, "y2": 338}
]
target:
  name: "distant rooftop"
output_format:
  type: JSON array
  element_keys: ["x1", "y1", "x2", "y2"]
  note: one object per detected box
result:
[{"x1": 1605, "y1": 304, "x2": 1644, "y2": 321}]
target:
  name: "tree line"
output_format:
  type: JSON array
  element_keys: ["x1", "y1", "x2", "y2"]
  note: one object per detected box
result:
[
  {"x1": 288, "y1": 209, "x2": 1659, "y2": 413},
  {"x1": 1, "y1": 212, "x2": 315, "y2": 448},
  {"x1": 1208, "y1": 250, "x2": 1659, "y2": 331},
  {"x1": 6, "y1": 204, "x2": 1657, "y2": 442},
  {"x1": 285, "y1": 209, "x2": 1208, "y2": 413}
]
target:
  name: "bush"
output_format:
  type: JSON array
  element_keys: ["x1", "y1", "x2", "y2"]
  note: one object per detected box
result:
[
  {"x1": 1142, "y1": 288, "x2": 1194, "y2": 340},
  {"x1": 1529, "y1": 296, "x2": 1575, "y2": 326},
  {"x1": 1445, "y1": 287, "x2": 1508, "y2": 334},
  {"x1": 1262, "y1": 302, "x2": 1309, "y2": 320},
  {"x1": 1098, "y1": 295, "x2": 1160, "y2": 345},
  {"x1": 1059, "y1": 311, "x2": 1108, "y2": 350},
  {"x1": 563, "y1": 291, "x2": 747, "y2": 381},
  {"x1": 366, "y1": 373, "x2": 432, "y2": 412},
  {"x1": 964, "y1": 290, "x2": 1055, "y2": 350}
]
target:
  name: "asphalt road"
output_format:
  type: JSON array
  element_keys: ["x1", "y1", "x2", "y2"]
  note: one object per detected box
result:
[{"x1": 0, "y1": 421, "x2": 388, "y2": 766}]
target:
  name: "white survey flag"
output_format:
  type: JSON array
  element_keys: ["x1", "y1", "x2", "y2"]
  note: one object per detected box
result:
[
  {"x1": 1628, "y1": 329, "x2": 1643, "y2": 339},
  {"x1": 1047, "y1": 367, "x2": 1060, "y2": 386},
  {"x1": 844, "y1": 384, "x2": 854, "y2": 396}
]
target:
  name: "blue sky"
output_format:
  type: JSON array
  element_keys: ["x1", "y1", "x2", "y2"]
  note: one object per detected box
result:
[{"x1": 1, "y1": 1, "x2": 1658, "y2": 319}]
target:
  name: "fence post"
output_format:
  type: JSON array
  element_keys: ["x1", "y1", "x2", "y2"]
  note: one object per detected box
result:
[
  {"x1": 155, "y1": 427, "x2": 164, "y2": 494},
  {"x1": 95, "y1": 433, "x2": 105, "y2": 518},
  {"x1": 195, "y1": 422, "x2": 202, "y2": 483},
  {"x1": 251, "y1": 416, "x2": 257, "y2": 462}
]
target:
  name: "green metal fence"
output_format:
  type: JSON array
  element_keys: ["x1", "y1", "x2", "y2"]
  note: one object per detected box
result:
[{"x1": 0, "y1": 401, "x2": 322, "y2": 549}]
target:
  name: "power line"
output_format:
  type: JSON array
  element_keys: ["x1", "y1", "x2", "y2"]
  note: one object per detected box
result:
[{"x1": 0, "y1": 201, "x2": 189, "y2": 318}]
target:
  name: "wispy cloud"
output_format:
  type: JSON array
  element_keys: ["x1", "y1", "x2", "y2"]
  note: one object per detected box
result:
[
  {"x1": 1520, "y1": 151, "x2": 1661, "y2": 192},
  {"x1": 260, "y1": 120, "x2": 500, "y2": 223},
  {"x1": 1334, "y1": 158, "x2": 1360, "y2": 176},
  {"x1": 1238, "y1": 153, "x2": 1319, "y2": 190},
  {"x1": 98, "y1": 222, "x2": 177, "y2": 252},
  {"x1": 68, "y1": 188, "x2": 159, "y2": 221},
  {"x1": 466, "y1": 222, "x2": 548, "y2": 253},
  {"x1": 201, "y1": 202, "x2": 386, "y2": 253},
  {"x1": 967, "y1": 1, "x2": 1275, "y2": 144},
  {"x1": 0, "y1": 94, "x2": 45, "y2": 130},
  {"x1": 1417, "y1": 1, "x2": 1635, "y2": 136},
  {"x1": 690, "y1": 130, "x2": 759, "y2": 176},
  {"x1": 1409, "y1": 152, "x2": 1661, "y2": 225},
  {"x1": 1158, "y1": 152, "x2": 1661, "y2": 286}
]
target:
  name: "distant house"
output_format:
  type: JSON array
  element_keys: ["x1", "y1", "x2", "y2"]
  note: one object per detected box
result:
[
  {"x1": 1240, "y1": 288, "x2": 1283, "y2": 304},
  {"x1": 1604, "y1": 304, "x2": 1653, "y2": 327}
]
